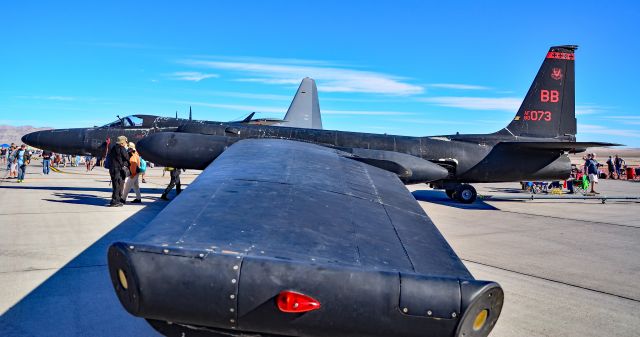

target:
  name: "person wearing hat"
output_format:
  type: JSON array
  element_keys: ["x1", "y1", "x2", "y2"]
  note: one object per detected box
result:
[
  {"x1": 107, "y1": 135, "x2": 130, "y2": 207},
  {"x1": 122, "y1": 142, "x2": 142, "y2": 203}
]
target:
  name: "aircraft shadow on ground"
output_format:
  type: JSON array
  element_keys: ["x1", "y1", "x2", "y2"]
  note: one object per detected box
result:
[
  {"x1": 0, "y1": 186, "x2": 169, "y2": 207},
  {"x1": 0, "y1": 201, "x2": 169, "y2": 337},
  {"x1": 485, "y1": 187, "x2": 528, "y2": 194},
  {"x1": 411, "y1": 190, "x2": 499, "y2": 210}
]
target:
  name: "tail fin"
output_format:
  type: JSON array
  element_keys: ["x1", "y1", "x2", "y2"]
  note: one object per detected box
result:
[
  {"x1": 280, "y1": 77, "x2": 323, "y2": 129},
  {"x1": 498, "y1": 45, "x2": 577, "y2": 140}
]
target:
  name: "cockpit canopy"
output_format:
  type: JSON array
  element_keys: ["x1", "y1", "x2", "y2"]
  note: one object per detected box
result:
[{"x1": 100, "y1": 115, "x2": 154, "y2": 128}]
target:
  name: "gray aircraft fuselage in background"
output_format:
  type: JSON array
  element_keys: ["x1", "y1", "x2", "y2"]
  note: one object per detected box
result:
[{"x1": 24, "y1": 46, "x2": 617, "y2": 203}]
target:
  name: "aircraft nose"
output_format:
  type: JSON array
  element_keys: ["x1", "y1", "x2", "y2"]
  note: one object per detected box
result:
[
  {"x1": 22, "y1": 129, "x2": 86, "y2": 154},
  {"x1": 21, "y1": 132, "x2": 37, "y2": 146},
  {"x1": 22, "y1": 130, "x2": 49, "y2": 148}
]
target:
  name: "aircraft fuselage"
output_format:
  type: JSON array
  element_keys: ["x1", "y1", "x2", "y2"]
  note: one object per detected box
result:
[{"x1": 137, "y1": 121, "x2": 572, "y2": 185}]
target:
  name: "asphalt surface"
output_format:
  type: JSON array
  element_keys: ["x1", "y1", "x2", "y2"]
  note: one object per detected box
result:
[
  {"x1": 1, "y1": 160, "x2": 639, "y2": 336},
  {"x1": 409, "y1": 180, "x2": 640, "y2": 337}
]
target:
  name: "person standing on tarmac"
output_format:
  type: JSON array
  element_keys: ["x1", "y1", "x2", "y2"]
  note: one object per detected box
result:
[
  {"x1": 42, "y1": 149, "x2": 52, "y2": 175},
  {"x1": 107, "y1": 136, "x2": 130, "y2": 207},
  {"x1": 7, "y1": 144, "x2": 17, "y2": 178},
  {"x1": 15, "y1": 144, "x2": 28, "y2": 183},
  {"x1": 160, "y1": 167, "x2": 183, "y2": 200},
  {"x1": 0, "y1": 146, "x2": 6, "y2": 166},
  {"x1": 585, "y1": 153, "x2": 600, "y2": 194},
  {"x1": 614, "y1": 154, "x2": 625, "y2": 179},
  {"x1": 122, "y1": 142, "x2": 142, "y2": 204},
  {"x1": 606, "y1": 156, "x2": 615, "y2": 179}
]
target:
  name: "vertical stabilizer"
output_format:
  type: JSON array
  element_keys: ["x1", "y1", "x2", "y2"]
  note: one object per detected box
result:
[
  {"x1": 280, "y1": 77, "x2": 323, "y2": 129},
  {"x1": 499, "y1": 45, "x2": 577, "y2": 139}
]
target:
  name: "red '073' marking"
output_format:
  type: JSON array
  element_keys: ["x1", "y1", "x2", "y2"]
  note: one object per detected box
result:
[{"x1": 524, "y1": 110, "x2": 552, "y2": 121}]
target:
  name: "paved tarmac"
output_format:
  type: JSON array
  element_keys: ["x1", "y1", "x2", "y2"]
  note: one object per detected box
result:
[
  {"x1": 409, "y1": 180, "x2": 640, "y2": 337},
  {"x1": 0, "y1": 160, "x2": 639, "y2": 336}
]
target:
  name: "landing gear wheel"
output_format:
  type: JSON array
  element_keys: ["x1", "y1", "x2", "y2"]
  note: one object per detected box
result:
[
  {"x1": 445, "y1": 189, "x2": 455, "y2": 199},
  {"x1": 455, "y1": 184, "x2": 477, "y2": 204}
]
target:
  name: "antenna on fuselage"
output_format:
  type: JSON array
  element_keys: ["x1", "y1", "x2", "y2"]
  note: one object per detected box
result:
[
  {"x1": 189, "y1": 106, "x2": 192, "y2": 121},
  {"x1": 175, "y1": 111, "x2": 178, "y2": 119}
]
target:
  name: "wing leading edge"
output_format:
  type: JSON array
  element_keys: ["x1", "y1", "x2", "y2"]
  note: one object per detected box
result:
[{"x1": 108, "y1": 139, "x2": 503, "y2": 337}]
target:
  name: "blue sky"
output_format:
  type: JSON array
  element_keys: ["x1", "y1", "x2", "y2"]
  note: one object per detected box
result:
[{"x1": 1, "y1": 1, "x2": 639, "y2": 146}]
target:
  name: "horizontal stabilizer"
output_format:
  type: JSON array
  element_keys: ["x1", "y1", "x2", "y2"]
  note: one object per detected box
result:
[{"x1": 496, "y1": 141, "x2": 622, "y2": 153}]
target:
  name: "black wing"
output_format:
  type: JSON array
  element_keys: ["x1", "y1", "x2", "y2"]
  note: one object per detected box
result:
[
  {"x1": 108, "y1": 139, "x2": 502, "y2": 337},
  {"x1": 496, "y1": 141, "x2": 622, "y2": 153}
]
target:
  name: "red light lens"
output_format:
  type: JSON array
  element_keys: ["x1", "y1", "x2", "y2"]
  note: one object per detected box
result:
[{"x1": 276, "y1": 291, "x2": 321, "y2": 313}]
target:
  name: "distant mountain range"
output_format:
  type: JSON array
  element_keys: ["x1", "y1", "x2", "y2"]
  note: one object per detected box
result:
[{"x1": 0, "y1": 125, "x2": 52, "y2": 147}]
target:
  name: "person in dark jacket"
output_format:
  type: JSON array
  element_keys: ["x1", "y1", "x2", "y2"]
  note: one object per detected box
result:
[
  {"x1": 160, "y1": 167, "x2": 183, "y2": 200},
  {"x1": 42, "y1": 150, "x2": 52, "y2": 175},
  {"x1": 585, "y1": 153, "x2": 600, "y2": 194},
  {"x1": 107, "y1": 136, "x2": 130, "y2": 207}
]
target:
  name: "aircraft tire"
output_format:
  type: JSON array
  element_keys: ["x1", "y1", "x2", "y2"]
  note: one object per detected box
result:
[
  {"x1": 455, "y1": 184, "x2": 477, "y2": 203},
  {"x1": 445, "y1": 189, "x2": 455, "y2": 199}
]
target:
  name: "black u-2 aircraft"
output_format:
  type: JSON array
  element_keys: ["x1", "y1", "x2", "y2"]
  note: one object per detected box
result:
[
  {"x1": 26, "y1": 46, "x2": 615, "y2": 337},
  {"x1": 136, "y1": 45, "x2": 616, "y2": 203}
]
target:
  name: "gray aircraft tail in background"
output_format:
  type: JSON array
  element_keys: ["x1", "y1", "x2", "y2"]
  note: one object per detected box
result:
[{"x1": 279, "y1": 77, "x2": 323, "y2": 129}]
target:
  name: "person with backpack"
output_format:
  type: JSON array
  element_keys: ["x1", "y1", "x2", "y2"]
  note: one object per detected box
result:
[
  {"x1": 139, "y1": 154, "x2": 147, "y2": 183},
  {"x1": 15, "y1": 144, "x2": 28, "y2": 183},
  {"x1": 106, "y1": 136, "x2": 130, "y2": 207},
  {"x1": 122, "y1": 142, "x2": 142, "y2": 204}
]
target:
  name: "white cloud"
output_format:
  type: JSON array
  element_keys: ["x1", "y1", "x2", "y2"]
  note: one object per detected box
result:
[
  {"x1": 235, "y1": 78, "x2": 302, "y2": 85},
  {"x1": 323, "y1": 110, "x2": 415, "y2": 116},
  {"x1": 599, "y1": 115, "x2": 640, "y2": 125},
  {"x1": 575, "y1": 105, "x2": 611, "y2": 116},
  {"x1": 170, "y1": 71, "x2": 219, "y2": 82},
  {"x1": 578, "y1": 124, "x2": 640, "y2": 138},
  {"x1": 209, "y1": 91, "x2": 292, "y2": 101},
  {"x1": 181, "y1": 101, "x2": 416, "y2": 116},
  {"x1": 602, "y1": 115, "x2": 640, "y2": 124},
  {"x1": 418, "y1": 96, "x2": 521, "y2": 111},
  {"x1": 428, "y1": 83, "x2": 490, "y2": 90},
  {"x1": 186, "y1": 101, "x2": 284, "y2": 113},
  {"x1": 387, "y1": 118, "x2": 478, "y2": 125},
  {"x1": 17, "y1": 95, "x2": 76, "y2": 101},
  {"x1": 179, "y1": 59, "x2": 423, "y2": 95}
]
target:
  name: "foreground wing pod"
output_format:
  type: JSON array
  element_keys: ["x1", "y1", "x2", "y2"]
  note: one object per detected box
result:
[
  {"x1": 109, "y1": 244, "x2": 502, "y2": 337},
  {"x1": 108, "y1": 139, "x2": 503, "y2": 337}
]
